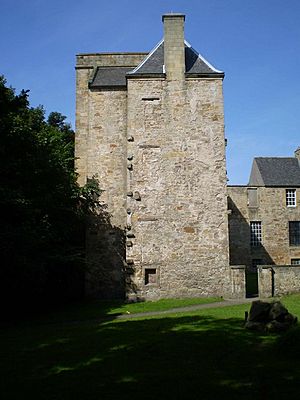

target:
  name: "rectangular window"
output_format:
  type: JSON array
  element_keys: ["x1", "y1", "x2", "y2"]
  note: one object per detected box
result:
[
  {"x1": 250, "y1": 221, "x2": 262, "y2": 246},
  {"x1": 145, "y1": 268, "x2": 157, "y2": 285},
  {"x1": 291, "y1": 259, "x2": 300, "y2": 265},
  {"x1": 286, "y1": 189, "x2": 296, "y2": 207},
  {"x1": 289, "y1": 221, "x2": 300, "y2": 246},
  {"x1": 248, "y1": 188, "x2": 258, "y2": 208}
]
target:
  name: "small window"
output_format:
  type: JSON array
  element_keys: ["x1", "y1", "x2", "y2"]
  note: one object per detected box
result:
[
  {"x1": 289, "y1": 221, "x2": 300, "y2": 246},
  {"x1": 291, "y1": 259, "x2": 300, "y2": 265},
  {"x1": 286, "y1": 189, "x2": 296, "y2": 207},
  {"x1": 250, "y1": 221, "x2": 262, "y2": 246},
  {"x1": 145, "y1": 268, "x2": 157, "y2": 285}
]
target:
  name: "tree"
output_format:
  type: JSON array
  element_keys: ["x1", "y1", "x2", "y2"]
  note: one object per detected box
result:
[{"x1": 0, "y1": 76, "x2": 94, "y2": 315}]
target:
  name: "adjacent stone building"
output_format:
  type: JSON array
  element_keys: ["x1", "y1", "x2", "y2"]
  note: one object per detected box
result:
[
  {"x1": 75, "y1": 14, "x2": 230, "y2": 299},
  {"x1": 228, "y1": 149, "x2": 300, "y2": 271}
]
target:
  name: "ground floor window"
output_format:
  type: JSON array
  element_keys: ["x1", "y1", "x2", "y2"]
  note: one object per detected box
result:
[
  {"x1": 145, "y1": 268, "x2": 157, "y2": 285},
  {"x1": 289, "y1": 221, "x2": 300, "y2": 246},
  {"x1": 291, "y1": 259, "x2": 300, "y2": 265}
]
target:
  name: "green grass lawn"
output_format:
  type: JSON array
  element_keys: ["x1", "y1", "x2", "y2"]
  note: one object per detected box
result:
[
  {"x1": 33, "y1": 296, "x2": 222, "y2": 324},
  {"x1": 1, "y1": 295, "x2": 300, "y2": 400}
]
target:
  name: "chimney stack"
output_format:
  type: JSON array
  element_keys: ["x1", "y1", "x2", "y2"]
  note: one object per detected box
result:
[
  {"x1": 295, "y1": 147, "x2": 300, "y2": 161},
  {"x1": 162, "y1": 13, "x2": 185, "y2": 81}
]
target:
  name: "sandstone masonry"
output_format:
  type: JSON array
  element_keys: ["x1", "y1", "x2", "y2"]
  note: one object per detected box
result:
[
  {"x1": 76, "y1": 14, "x2": 300, "y2": 300},
  {"x1": 228, "y1": 184, "x2": 300, "y2": 269},
  {"x1": 75, "y1": 14, "x2": 230, "y2": 299}
]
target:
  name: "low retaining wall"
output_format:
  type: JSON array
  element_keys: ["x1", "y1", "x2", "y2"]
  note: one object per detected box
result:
[
  {"x1": 230, "y1": 265, "x2": 246, "y2": 299},
  {"x1": 258, "y1": 265, "x2": 300, "y2": 297}
]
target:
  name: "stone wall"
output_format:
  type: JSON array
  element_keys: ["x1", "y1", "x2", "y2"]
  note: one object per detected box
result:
[
  {"x1": 230, "y1": 266, "x2": 246, "y2": 299},
  {"x1": 227, "y1": 186, "x2": 251, "y2": 266},
  {"x1": 126, "y1": 76, "x2": 230, "y2": 299},
  {"x1": 75, "y1": 23, "x2": 231, "y2": 300},
  {"x1": 258, "y1": 265, "x2": 300, "y2": 297},
  {"x1": 273, "y1": 265, "x2": 300, "y2": 296},
  {"x1": 75, "y1": 53, "x2": 146, "y2": 298},
  {"x1": 228, "y1": 186, "x2": 300, "y2": 270}
]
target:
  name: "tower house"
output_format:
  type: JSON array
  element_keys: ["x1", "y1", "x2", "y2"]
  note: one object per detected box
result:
[{"x1": 75, "y1": 14, "x2": 230, "y2": 299}]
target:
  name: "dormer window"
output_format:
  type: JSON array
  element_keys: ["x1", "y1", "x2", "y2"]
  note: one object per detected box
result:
[{"x1": 286, "y1": 189, "x2": 296, "y2": 207}]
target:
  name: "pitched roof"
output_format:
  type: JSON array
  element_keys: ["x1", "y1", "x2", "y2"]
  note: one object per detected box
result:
[
  {"x1": 89, "y1": 67, "x2": 134, "y2": 88},
  {"x1": 128, "y1": 40, "x2": 224, "y2": 77},
  {"x1": 89, "y1": 39, "x2": 224, "y2": 88},
  {"x1": 249, "y1": 157, "x2": 300, "y2": 187}
]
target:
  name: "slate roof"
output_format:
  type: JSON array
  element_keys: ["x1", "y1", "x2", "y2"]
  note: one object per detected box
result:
[
  {"x1": 89, "y1": 67, "x2": 134, "y2": 88},
  {"x1": 249, "y1": 157, "x2": 300, "y2": 187},
  {"x1": 129, "y1": 40, "x2": 224, "y2": 77},
  {"x1": 90, "y1": 39, "x2": 224, "y2": 88}
]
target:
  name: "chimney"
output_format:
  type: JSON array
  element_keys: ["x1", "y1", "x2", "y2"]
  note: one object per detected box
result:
[
  {"x1": 295, "y1": 147, "x2": 300, "y2": 161},
  {"x1": 162, "y1": 13, "x2": 185, "y2": 81}
]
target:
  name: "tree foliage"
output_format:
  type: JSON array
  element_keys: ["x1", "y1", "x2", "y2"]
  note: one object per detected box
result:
[{"x1": 0, "y1": 76, "x2": 93, "y2": 314}]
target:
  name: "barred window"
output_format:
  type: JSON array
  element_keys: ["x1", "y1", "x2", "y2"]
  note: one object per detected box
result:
[
  {"x1": 286, "y1": 189, "x2": 296, "y2": 207},
  {"x1": 289, "y1": 221, "x2": 300, "y2": 246},
  {"x1": 250, "y1": 221, "x2": 262, "y2": 246},
  {"x1": 291, "y1": 259, "x2": 300, "y2": 265}
]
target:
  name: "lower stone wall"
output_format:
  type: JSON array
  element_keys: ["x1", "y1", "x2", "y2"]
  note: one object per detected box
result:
[
  {"x1": 258, "y1": 265, "x2": 300, "y2": 297},
  {"x1": 230, "y1": 265, "x2": 246, "y2": 299},
  {"x1": 273, "y1": 266, "x2": 300, "y2": 296}
]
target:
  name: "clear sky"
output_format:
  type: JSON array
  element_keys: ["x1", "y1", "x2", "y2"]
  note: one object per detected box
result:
[{"x1": 1, "y1": 0, "x2": 300, "y2": 184}]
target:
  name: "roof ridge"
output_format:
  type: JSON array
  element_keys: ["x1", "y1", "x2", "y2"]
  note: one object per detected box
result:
[{"x1": 255, "y1": 156, "x2": 296, "y2": 159}]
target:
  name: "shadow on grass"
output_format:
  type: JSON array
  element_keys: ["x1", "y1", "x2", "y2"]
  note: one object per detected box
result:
[{"x1": 2, "y1": 313, "x2": 300, "y2": 400}]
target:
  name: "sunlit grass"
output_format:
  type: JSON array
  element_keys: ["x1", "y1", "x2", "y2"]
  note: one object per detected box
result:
[
  {"x1": 1, "y1": 294, "x2": 300, "y2": 400},
  {"x1": 35, "y1": 296, "x2": 222, "y2": 323},
  {"x1": 107, "y1": 296, "x2": 222, "y2": 315}
]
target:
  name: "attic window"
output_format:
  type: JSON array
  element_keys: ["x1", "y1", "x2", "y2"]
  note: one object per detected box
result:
[{"x1": 286, "y1": 189, "x2": 296, "y2": 207}]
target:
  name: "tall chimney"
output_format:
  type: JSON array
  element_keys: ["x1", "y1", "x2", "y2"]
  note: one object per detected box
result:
[
  {"x1": 295, "y1": 147, "x2": 300, "y2": 161},
  {"x1": 162, "y1": 13, "x2": 185, "y2": 81}
]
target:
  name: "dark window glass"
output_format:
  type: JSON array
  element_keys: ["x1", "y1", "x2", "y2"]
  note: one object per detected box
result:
[{"x1": 289, "y1": 222, "x2": 300, "y2": 246}]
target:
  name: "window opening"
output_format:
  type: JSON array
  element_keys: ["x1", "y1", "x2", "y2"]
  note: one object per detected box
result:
[
  {"x1": 286, "y1": 189, "x2": 296, "y2": 207},
  {"x1": 289, "y1": 221, "x2": 300, "y2": 246},
  {"x1": 250, "y1": 221, "x2": 262, "y2": 246},
  {"x1": 145, "y1": 268, "x2": 157, "y2": 285},
  {"x1": 291, "y1": 259, "x2": 300, "y2": 265}
]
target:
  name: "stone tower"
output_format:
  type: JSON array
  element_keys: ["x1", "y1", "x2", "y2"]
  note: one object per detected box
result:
[{"x1": 75, "y1": 14, "x2": 230, "y2": 299}]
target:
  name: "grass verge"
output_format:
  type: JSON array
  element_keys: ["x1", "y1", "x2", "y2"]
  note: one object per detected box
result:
[{"x1": 1, "y1": 295, "x2": 300, "y2": 400}]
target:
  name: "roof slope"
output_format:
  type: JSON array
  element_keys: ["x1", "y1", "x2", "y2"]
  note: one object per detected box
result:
[
  {"x1": 89, "y1": 39, "x2": 224, "y2": 88},
  {"x1": 89, "y1": 66, "x2": 134, "y2": 88},
  {"x1": 129, "y1": 40, "x2": 224, "y2": 77},
  {"x1": 249, "y1": 157, "x2": 300, "y2": 187}
]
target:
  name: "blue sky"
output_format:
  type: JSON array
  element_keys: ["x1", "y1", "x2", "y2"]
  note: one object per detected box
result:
[{"x1": 1, "y1": 0, "x2": 300, "y2": 184}]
